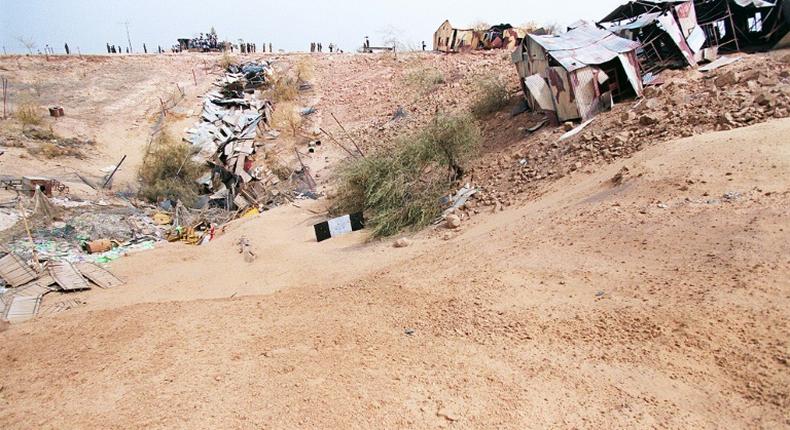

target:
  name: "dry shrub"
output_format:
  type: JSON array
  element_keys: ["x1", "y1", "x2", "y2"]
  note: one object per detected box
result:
[
  {"x1": 471, "y1": 78, "x2": 511, "y2": 118},
  {"x1": 262, "y1": 149, "x2": 294, "y2": 180},
  {"x1": 15, "y1": 98, "x2": 42, "y2": 127},
  {"x1": 272, "y1": 76, "x2": 299, "y2": 102},
  {"x1": 272, "y1": 102, "x2": 302, "y2": 138},
  {"x1": 404, "y1": 67, "x2": 445, "y2": 95},
  {"x1": 333, "y1": 114, "x2": 481, "y2": 237},
  {"x1": 138, "y1": 131, "x2": 204, "y2": 206},
  {"x1": 295, "y1": 57, "x2": 315, "y2": 82},
  {"x1": 29, "y1": 142, "x2": 82, "y2": 159},
  {"x1": 218, "y1": 51, "x2": 236, "y2": 70}
]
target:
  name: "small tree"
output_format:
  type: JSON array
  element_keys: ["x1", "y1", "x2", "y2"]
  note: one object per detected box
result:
[
  {"x1": 471, "y1": 20, "x2": 491, "y2": 31},
  {"x1": 16, "y1": 36, "x2": 36, "y2": 55},
  {"x1": 272, "y1": 102, "x2": 302, "y2": 139}
]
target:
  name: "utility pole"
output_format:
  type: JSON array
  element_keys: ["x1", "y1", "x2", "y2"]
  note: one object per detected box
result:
[{"x1": 123, "y1": 21, "x2": 133, "y2": 53}]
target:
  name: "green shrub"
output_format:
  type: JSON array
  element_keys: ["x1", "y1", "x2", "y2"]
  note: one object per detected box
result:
[
  {"x1": 471, "y1": 78, "x2": 510, "y2": 118},
  {"x1": 139, "y1": 132, "x2": 204, "y2": 206},
  {"x1": 333, "y1": 114, "x2": 481, "y2": 237}
]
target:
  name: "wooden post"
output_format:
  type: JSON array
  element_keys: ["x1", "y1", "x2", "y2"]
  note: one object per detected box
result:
[
  {"x1": 319, "y1": 127, "x2": 357, "y2": 158},
  {"x1": 102, "y1": 154, "x2": 127, "y2": 189},
  {"x1": 18, "y1": 198, "x2": 41, "y2": 271},
  {"x1": 2, "y1": 77, "x2": 7, "y2": 120},
  {"x1": 192, "y1": 68, "x2": 197, "y2": 85},
  {"x1": 725, "y1": 0, "x2": 741, "y2": 52}
]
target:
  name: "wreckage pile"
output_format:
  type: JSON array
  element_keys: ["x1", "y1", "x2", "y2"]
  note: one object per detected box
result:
[
  {"x1": 0, "y1": 250, "x2": 123, "y2": 323},
  {"x1": 185, "y1": 61, "x2": 307, "y2": 215},
  {"x1": 463, "y1": 53, "x2": 790, "y2": 215}
]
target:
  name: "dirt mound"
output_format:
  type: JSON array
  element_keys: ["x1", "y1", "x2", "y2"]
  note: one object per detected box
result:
[{"x1": 2, "y1": 117, "x2": 788, "y2": 428}]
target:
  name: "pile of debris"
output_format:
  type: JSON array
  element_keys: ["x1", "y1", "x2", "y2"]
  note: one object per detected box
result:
[
  {"x1": 0, "y1": 250, "x2": 123, "y2": 323},
  {"x1": 512, "y1": 0, "x2": 789, "y2": 123},
  {"x1": 467, "y1": 53, "x2": 790, "y2": 213},
  {"x1": 185, "y1": 61, "x2": 299, "y2": 213}
]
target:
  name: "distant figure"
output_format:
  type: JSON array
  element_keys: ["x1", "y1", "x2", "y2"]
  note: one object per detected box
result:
[
  {"x1": 269, "y1": 43, "x2": 272, "y2": 52},
  {"x1": 262, "y1": 43, "x2": 266, "y2": 53},
  {"x1": 364, "y1": 36, "x2": 370, "y2": 52},
  {"x1": 422, "y1": 41, "x2": 426, "y2": 51},
  {"x1": 64, "y1": 43, "x2": 70, "y2": 55},
  {"x1": 143, "y1": 43, "x2": 147, "y2": 54},
  {"x1": 106, "y1": 43, "x2": 111, "y2": 54},
  {"x1": 329, "y1": 43, "x2": 334, "y2": 53},
  {"x1": 318, "y1": 42, "x2": 322, "y2": 52}
]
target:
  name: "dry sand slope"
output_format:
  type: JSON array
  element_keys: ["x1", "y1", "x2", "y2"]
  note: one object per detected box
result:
[{"x1": 1, "y1": 116, "x2": 788, "y2": 429}]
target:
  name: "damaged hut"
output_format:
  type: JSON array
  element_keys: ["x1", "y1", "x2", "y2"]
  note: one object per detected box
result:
[
  {"x1": 599, "y1": 1, "x2": 708, "y2": 75},
  {"x1": 694, "y1": 0, "x2": 789, "y2": 52},
  {"x1": 434, "y1": 20, "x2": 482, "y2": 52},
  {"x1": 512, "y1": 24, "x2": 644, "y2": 123},
  {"x1": 434, "y1": 20, "x2": 526, "y2": 52}
]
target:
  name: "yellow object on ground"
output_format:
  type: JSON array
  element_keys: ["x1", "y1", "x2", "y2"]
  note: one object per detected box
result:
[{"x1": 153, "y1": 212, "x2": 173, "y2": 225}]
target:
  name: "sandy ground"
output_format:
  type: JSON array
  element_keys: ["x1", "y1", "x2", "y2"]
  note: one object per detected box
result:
[
  {"x1": 0, "y1": 54, "x2": 221, "y2": 192},
  {"x1": 1, "y1": 114, "x2": 788, "y2": 428}
]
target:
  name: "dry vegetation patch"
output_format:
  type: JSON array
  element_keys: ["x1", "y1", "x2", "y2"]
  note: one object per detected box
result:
[
  {"x1": 333, "y1": 114, "x2": 481, "y2": 237},
  {"x1": 138, "y1": 131, "x2": 205, "y2": 206}
]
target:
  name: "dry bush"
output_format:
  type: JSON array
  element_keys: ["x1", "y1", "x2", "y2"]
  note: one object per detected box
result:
[
  {"x1": 15, "y1": 98, "x2": 42, "y2": 127},
  {"x1": 28, "y1": 142, "x2": 82, "y2": 159},
  {"x1": 218, "y1": 51, "x2": 236, "y2": 70},
  {"x1": 471, "y1": 20, "x2": 491, "y2": 31},
  {"x1": 272, "y1": 76, "x2": 299, "y2": 102},
  {"x1": 333, "y1": 114, "x2": 481, "y2": 237},
  {"x1": 271, "y1": 102, "x2": 302, "y2": 138},
  {"x1": 295, "y1": 57, "x2": 315, "y2": 82},
  {"x1": 471, "y1": 78, "x2": 511, "y2": 118},
  {"x1": 138, "y1": 131, "x2": 204, "y2": 206},
  {"x1": 262, "y1": 149, "x2": 295, "y2": 180},
  {"x1": 404, "y1": 68, "x2": 445, "y2": 95}
]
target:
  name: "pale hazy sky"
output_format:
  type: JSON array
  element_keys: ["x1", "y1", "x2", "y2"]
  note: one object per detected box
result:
[{"x1": 0, "y1": 0, "x2": 624, "y2": 54}]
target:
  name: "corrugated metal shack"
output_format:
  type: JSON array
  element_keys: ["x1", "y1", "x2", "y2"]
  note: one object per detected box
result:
[
  {"x1": 434, "y1": 21, "x2": 526, "y2": 52},
  {"x1": 434, "y1": 20, "x2": 481, "y2": 52},
  {"x1": 512, "y1": 24, "x2": 644, "y2": 123},
  {"x1": 599, "y1": 1, "x2": 708, "y2": 75},
  {"x1": 694, "y1": 0, "x2": 789, "y2": 52}
]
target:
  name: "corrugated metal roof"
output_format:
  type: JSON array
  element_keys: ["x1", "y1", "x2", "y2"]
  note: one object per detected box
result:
[
  {"x1": 600, "y1": 0, "x2": 689, "y2": 23},
  {"x1": 76, "y1": 263, "x2": 124, "y2": 289},
  {"x1": 609, "y1": 12, "x2": 663, "y2": 31},
  {"x1": 733, "y1": 0, "x2": 779, "y2": 7},
  {"x1": 529, "y1": 25, "x2": 641, "y2": 72},
  {"x1": 49, "y1": 261, "x2": 91, "y2": 292},
  {"x1": 5, "y1": 295, "x2": 41, "y2": 323},
  {"x1": 0, "y1": 253, "x2": 38, "y2": 287}
]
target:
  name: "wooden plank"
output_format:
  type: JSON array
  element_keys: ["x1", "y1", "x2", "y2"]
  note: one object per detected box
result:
[
  {"x1": 0, "y1": 253, "x2": 37, "y2": 287},
  {"x1": 48, "y1": 261, "x2": 91, "y2": 292},
  {"x1": 76, "y1": 263, "x2": 124, "y2": 289}
]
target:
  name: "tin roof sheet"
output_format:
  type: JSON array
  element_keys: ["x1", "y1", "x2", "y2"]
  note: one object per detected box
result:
[{"x1": 529, "y1": 25, "x2": 641, "y2": 72}]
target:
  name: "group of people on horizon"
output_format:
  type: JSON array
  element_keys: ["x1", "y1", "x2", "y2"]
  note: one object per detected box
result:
[{"x1": 310, "y1": 42, "x2": 340, "y2": 53}]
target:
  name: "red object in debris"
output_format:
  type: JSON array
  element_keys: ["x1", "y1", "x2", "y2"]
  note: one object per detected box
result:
[
  {"x1": 22, "y1": 176, "x2": 54, "y2": 197},
  {"x1": 244, "y1": 158, "x2": 254, "y2": 172},
  {"x1": 48, "y1": 106, "x2": 65, "y2": 117}
]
